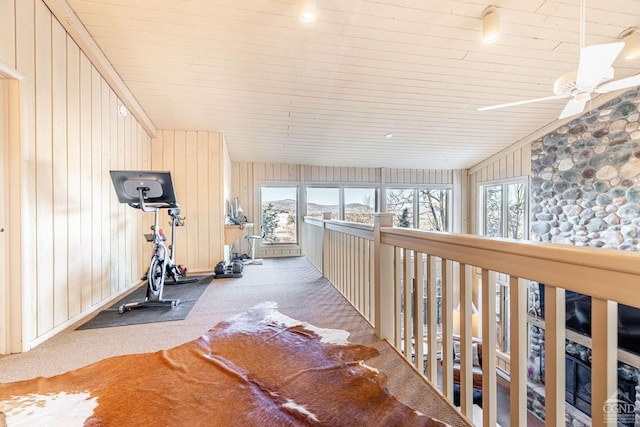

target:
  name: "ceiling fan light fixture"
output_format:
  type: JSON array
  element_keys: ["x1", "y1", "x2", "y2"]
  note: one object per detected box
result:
[
  {"x1": 299, "y1": 0, "x2": 317, "y2": 23},
  {"x1": 481, "y1": 7, "x2": 500, "y2": 44},
  {"x1": 621, "y1": 29, "x2": 640, "y2": 60}
]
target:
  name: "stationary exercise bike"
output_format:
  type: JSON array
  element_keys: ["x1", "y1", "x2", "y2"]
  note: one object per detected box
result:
[
  {"x1": 146, "y1": 207, "x2": 197, "y2": 285},
  {"x1": 110, "y1": 170, "x2": 195, "y2": 313}
]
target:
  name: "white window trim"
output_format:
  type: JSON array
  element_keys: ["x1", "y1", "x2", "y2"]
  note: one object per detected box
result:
[
  {"x1": 385, "y1": 185, "x2": 453, "y2": 231},
  {"x1": 259, "y1": 184, "x2": 300, "y2": 245},
  {"x1": 478, "y1": 177, "x2": 529, "y2": 240},
  {"x1": 305, "y1": 185, "x2": 379, "y2": 221}
]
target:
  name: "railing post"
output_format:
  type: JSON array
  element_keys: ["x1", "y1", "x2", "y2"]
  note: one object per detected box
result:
[
  {"x1": 374, "y1": 212, "x2": 394, "y2": 340},
  {"x1": 321, "y1": 212, "x2": 331, "y2": 277}
]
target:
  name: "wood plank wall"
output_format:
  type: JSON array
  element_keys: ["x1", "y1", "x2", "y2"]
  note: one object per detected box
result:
[
  {"x1": 151, "y1": 130, "x2": 226, "y2": 270},
  {"x1": 0, "y1": 78, "x2": 8, "y2": 354},
  {"x1": 1, "y1": 0, "x2": 152, "y2": 351},
  {"x1": 467, "y1": 145, "x2": 532, "y2": 234},
  {"x1": 384, "y1": 168, "x2": 452, "y2": 185},
  {"x1": 231, "y1": 162, "x2": 456, "y2": 258}
]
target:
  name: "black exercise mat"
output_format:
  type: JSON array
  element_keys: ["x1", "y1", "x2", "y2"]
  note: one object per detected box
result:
[{"x1": 77, "y1": 275, "x2": 214, "y2": 330}]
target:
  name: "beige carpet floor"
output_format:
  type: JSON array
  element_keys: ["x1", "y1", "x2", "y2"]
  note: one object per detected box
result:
[{"x1": 0, "y1": 256, "x2": 469, "y2": 427}]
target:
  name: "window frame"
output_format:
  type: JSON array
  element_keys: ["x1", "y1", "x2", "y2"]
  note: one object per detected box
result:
[
  {"x1": 477, "y1": 177, "x2": 529, "y2": 355},
  {"x1": 478, "y1": 178, "x2": 529, "y2": 240},
  {"x1": 260, "y1": 185, "x2": 300, "y2": 245},
  {"x1": 305, "y1": 185, "x2": 379, "y2": 224},
  {"x1": 385, "y1": 185, "x2": 452, "y2": 231}
]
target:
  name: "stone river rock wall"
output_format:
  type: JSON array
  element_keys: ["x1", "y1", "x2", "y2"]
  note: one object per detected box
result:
[{"x1": 530, "y1": 90, "x2": 640, "y2": 250}]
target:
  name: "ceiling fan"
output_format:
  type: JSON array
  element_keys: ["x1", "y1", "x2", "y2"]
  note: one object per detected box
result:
[{"x1": 478, "y1": 0, "x2": 640, "y2": 119}]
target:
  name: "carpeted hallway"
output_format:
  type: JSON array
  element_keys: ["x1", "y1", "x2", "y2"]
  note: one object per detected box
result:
[{"x1": 0, "y1": 256, "x2": 469, "y2": 426}]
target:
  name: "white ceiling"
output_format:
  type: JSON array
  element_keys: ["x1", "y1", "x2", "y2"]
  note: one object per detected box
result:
[{"x1": 65, "y1": 0, "x2": 640, "y2": 169}]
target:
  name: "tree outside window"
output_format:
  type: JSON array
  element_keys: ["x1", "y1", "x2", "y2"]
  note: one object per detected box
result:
[
  {"x1": 484, "y1": 185, "x2": 503, "y2": 237},
  {"x1": 261, "y1": 186, "x2": 298, "y2": 244},
  {"x1": 419, "y1": 189, "x2": 448, "y2": 231},
  {"x1": 386, "y1": 189, "x2": 414, "y2": 228},
  {"x1": 483, "y1": 182, "x2": 526, "y2": 239},
  {"x1": 507, "y1": 183, "x2": 526, "y2": 239},
  {"x1": 387, "y1": 187, "x2": 450, "y2": 231}
]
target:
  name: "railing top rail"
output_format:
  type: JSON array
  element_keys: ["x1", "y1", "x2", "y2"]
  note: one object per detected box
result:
[
  {"x1": 380, "y1": 226, "x2": 640, "y2": 307},
  {"x1": 303, "y1": 216, "x2": 325, "y2": 227},
  {"x1": 325, "y1": 220, "x2": 374, "y2": 240}
]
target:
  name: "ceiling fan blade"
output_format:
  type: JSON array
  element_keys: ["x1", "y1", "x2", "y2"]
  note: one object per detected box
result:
[
  {"x1": 478, "y1": 94, "x2": 568, "y2": 112},
  {"x1": 558, "y1": 96, "x2": 589, "y2": 119},
  {"x1": 576, "y1": 42, "x2": 624, "y2": 89},
  {"x1": 595, "y1": 74, "x2": 640, "y2": 93}
]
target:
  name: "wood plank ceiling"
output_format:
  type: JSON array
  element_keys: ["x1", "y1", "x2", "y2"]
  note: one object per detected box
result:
[{"x1": 65, "y1": 0, "x2": 640, "y2": 169}]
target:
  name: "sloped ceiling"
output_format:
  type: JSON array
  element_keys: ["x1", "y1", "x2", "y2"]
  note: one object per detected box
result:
[{"x1": 64, "y1": 0, "x2": 640, "y2": 169}]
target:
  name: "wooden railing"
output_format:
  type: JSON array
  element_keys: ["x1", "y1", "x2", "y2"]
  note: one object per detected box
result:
[{"x1": 303, "y1": 213, "x2": 640, "y2": 426}]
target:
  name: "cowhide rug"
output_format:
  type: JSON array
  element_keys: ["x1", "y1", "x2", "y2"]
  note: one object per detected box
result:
[{"x1": 0, "y1": 302, "x2": 448, "y2": 426}]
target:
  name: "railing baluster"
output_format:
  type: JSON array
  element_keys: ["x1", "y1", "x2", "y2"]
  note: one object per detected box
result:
[
  {"x1": 348, "y1": 234, "x2": 352, "y2": 298},
  {"x1": 363, "y1": 238, "x2": 369, "y2": 320},
  {"x1": 357, "y1": 237, "x2": 363, "y2": 313},
  {"x1": 441, "y1": 259, "x2": 453, "y2": 400},
  {"x1": 394, "y1": 246, "x2": 403, "y2": 350},
  {"x1": 369, "y1": 240, "x2": 375, "y2": 325},
  {"x1": 403, "y1": 249, "x2": 412, "y2": 361},
  {"x1": 426, "y1": 254, "x2": 438, "y2": 382},
  {"x1": 340, "y1": 233, "x2": 345, "y2": 294},
  {"x1": 459, "y1": 262, "x2": 473, "y2": 418},
  {"x1": 414, "y1": 252, "x2": 425, "y2": 375},
  {"x1": 544, "y1": 285, "x2": 565, "y2": 426},
  {"x1": 509, "y1": 276, "x2": 528, "y2": 426},
  {"x1": 322, "y1": 221, "x2": 329, "y2": 277},
  {"x1": 481, "y1": 269, "x2": 497, "y2": 427},
  {"x1": 349, "y1": 236, "x2": 358, "y2": 305},
  {"x1": 591, "y1": 297, "x2": 618, "y2": 426}
]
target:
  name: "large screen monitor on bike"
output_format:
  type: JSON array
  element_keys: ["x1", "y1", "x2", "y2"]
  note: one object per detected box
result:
[{"x1": 110, "y1": 170, "x2": 177, "y2": 207}]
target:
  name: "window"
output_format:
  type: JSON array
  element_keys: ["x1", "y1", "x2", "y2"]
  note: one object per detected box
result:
[
  {"x1": 419, "y1": 189, "x2": 448, "y2": 231},
  {"x1": 387, "y1": 188, "x2": 414, "y2": 228},
  {"x1": 481, "y1": 180, "x2": 527, "y2": 239},
  {"x1": 387, "y1": 187, "x2": 450, "y2": 230},
  {"x1": 306, "y1": 187, "x2": 377, "y2": 225},
  {"x1": 484, "y1": 185, "x2": 503, "y2": 237},
  {"x1": 307, "y1": 187, "x2": 339, "y2": 220},
  {"x1": 479, "y1": 179, "x2": 528, "y2": 355},
  {"x1": 344, "y1": 188, "x2": 376, "y2": 224},
  {"x1": 261, "y1": 186, "x2": 298, "y2": 244}
]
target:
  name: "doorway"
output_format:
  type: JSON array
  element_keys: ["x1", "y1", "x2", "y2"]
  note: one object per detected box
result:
[{"x1": 0, "y1": 77, "x2": 8, "y2": 354}]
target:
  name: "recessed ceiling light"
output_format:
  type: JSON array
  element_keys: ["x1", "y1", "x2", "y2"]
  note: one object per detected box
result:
[
  {"x1": 300, "y1": 0, "x2": 316, "y2": 23},
  {"x1": 384, "y1": 133, "x2": 394, "y2": 139},
  {"x1": 117, "y1": 104, "x2": 128, "y2": 117},
  {"x1": 482, "y1": 7, "x2": 500, "y2": 44}
]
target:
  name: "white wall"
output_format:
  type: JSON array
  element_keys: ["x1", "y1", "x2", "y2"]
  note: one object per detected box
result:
[{"x1": 1, "y1": 0, "x2": 152, "y2": 352}]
